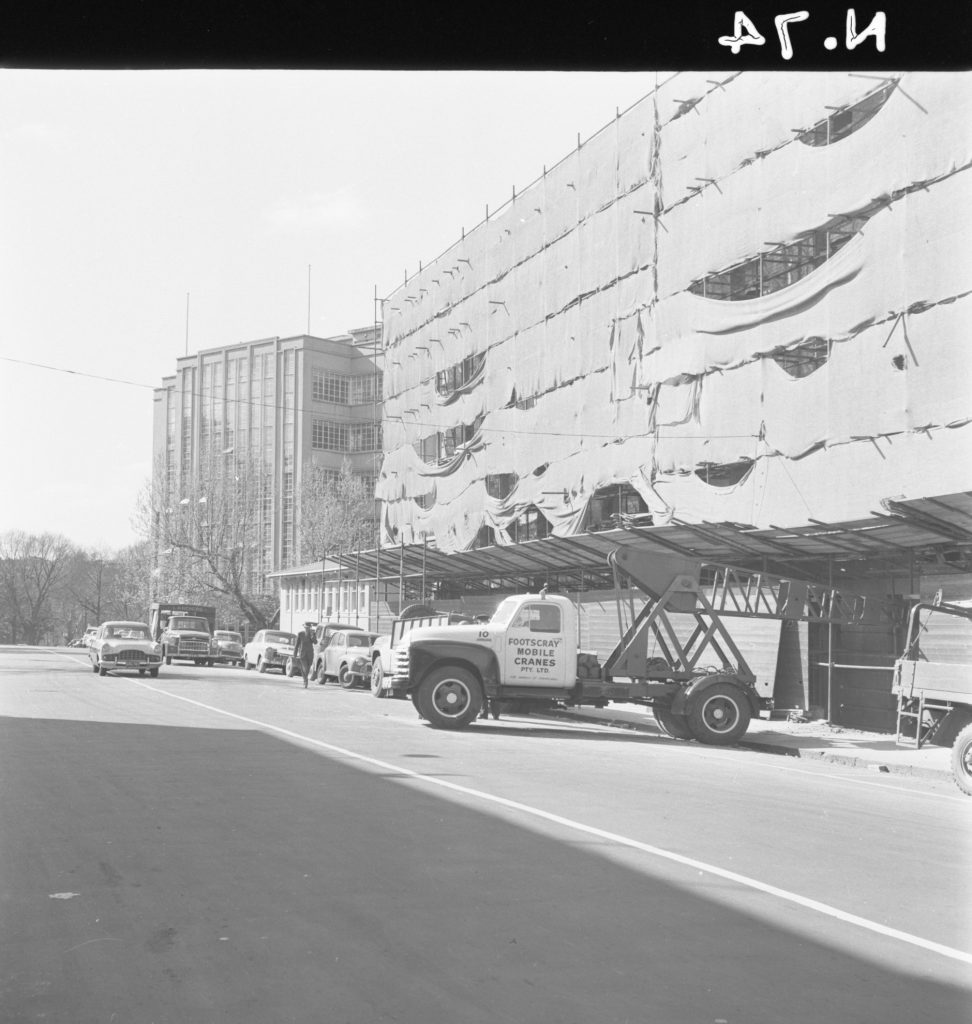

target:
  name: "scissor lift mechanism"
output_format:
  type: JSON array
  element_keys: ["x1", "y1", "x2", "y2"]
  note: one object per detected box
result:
[{"x1": 603, "y1": 548, "x2": 866, "y2": 686}]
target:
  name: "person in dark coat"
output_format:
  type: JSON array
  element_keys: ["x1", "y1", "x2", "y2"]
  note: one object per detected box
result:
[{"x1": 293, "y1": 621, "x2": 316, "y2": 688}]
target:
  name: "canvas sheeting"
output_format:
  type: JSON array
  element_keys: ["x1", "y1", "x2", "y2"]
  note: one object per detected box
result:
[{"x1": 377, "y1": 72, "x2": 972, "y2": 552}]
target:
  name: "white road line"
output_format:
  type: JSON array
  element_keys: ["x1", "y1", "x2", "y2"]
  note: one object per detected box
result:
[{"x1": 132, "y1": 679, "x2": 972, "y2": 967}]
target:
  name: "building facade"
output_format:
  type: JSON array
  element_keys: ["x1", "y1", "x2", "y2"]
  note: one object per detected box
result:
[
  {"x1": 376, "y1": 72, "x2": 972, "y2": 554},
  {"x1": 152, "y1": 328, "x2": 382, "y2": 592}
]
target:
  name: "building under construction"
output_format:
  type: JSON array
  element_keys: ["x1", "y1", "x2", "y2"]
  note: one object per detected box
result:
[{"x1": 310, "y1": 72, "x2": 972, "y2": 731}]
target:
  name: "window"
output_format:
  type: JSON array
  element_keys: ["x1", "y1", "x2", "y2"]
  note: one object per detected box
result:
[
  {"x1": 313, "y1": 370, "x2": 350, "y2": 404},
  {"x1": 485, "y1": 473, "x2": 517, "y2": 499},
  {"x1": 688, "y1": 210, "x2": 873, "y2": 301},
  {"x1": 435, "y1": 352, "x2": 486, "y2": 398},
  {"x1": 512, "y1": 603, "x2": 561, "y2": 633},
  {"x1": 509, "y1": 506, "x2": 550, "y2": 543},
  {"x1": 349, "y1": 423, "x2": 382, "y2": 452},
  {"x1": 797, "y1": 81, "x2": 896, "y2": 147},
  {"x1": 695, "y1": 460, "x2": 754, "y2": 487},
  {"x1": 415, "y1": 415, "x2": 483, "y2": 465},
  {"x1": 772, "y1": 337, "x2": 832, "y2": 378},
  {"x1": 587, "y1": 485, "x2": 650, "y2": 531},
  {"x1": 312, "y1": 420, "x2": 349, "y2": 451},
  {"x1": 350, "y1": 372, "x2": 383, "y2": 405}
]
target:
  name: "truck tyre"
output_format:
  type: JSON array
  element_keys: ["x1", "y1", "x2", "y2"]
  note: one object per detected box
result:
[
  {"x1": 685, "y1": 682, "x2": 751, "y2": 744},
  {"x1": 371, "y1": 659, "x2": 388, "y2": 698},
  {"x1": 416, "y1": 665, "x2": 483, "y2": 729},
  {"x1": 149, "y1": 667, "x2": 159, "y2": 678},
  {"x1": 410, "y1": 691, "x2": 426, "y2": 719},
  {"x1": 951, "y1": 722, "x2": 972, "y2": 796},
  {"x1": 98, "y1": 664, "x2": 107, "y2": 677},
  {"x1": 165, "y1": 652, "x2": 172, "y2": 666},
  {"x1": 399, "y1": 603, "x2": 439, "y2": 620},
  {"x1": 654, "y1": 707, "x2": 694, "y2": 740}
]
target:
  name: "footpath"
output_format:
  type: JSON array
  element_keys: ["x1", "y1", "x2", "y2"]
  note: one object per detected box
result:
[{"x1": 536, "y1": 705, "x2": 955, "y2": 784}]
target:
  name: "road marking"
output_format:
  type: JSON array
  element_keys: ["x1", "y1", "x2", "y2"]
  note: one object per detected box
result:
[{"x1": 132, "y1": 679, "x2": 972, "y2": 967}]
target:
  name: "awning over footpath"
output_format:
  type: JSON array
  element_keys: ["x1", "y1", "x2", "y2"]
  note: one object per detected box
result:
[{"x1": 269, "y1": 491, "x2": 972, "y2": 592}]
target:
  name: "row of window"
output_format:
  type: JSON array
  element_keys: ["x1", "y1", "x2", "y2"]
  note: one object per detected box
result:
[
  {"x1": 311, "y1": 420, "x2": 383, "y2": 453},
  {"x1": 415, "y1": 415, "x2": 484, "y2": 465},
  {"x1": 312, "y1": 370, "x2": 383, "y2": 406}
]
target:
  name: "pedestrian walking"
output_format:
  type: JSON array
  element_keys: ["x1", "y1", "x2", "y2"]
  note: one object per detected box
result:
[{"x1": 293, "y1": 621, "x2": 316, "y2": 688}]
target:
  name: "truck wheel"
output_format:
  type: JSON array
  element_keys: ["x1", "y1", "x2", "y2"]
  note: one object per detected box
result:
[
  {"x1": 654, "y1": 707, "x2": 694, "y2": 740},
  {"x1": 410, "y1": 691, "x2": 426, "y2": 719},
  {"x1": 149, "y1": 668, "x2": 159, "y2": 678},
  {"x1": 685, "y1": 683, "x2": 751, "y2": 745},
  {"x1": 98, "y1": 664, "x2": 107, "y2": 677},
  {"x1": 951, "y1": 722, "x2": 972, "y2": 797},
  {"x1": 371, "y1": 659, "x2": 387, "y2": 698},
  {"x1": 165, "y1": 654, "x2": 172, "y2": 666},
  {"x1": 416, "y1": 666, "x2": 483, "y2": 729}
]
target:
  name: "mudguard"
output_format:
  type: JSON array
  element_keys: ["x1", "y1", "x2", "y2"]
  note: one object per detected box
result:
[
  {"x1": 408, "y1": 641, "x2": 499, "y2": 694},
  {"x1": 670, "y1": 673, "x2": 761, "y2": 717}
]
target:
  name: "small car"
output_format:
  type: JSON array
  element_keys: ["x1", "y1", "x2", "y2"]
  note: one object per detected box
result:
[
  {"x1": 81, "y1": 627, "x2": 98, "y2": 648},
  {"x1": 317, "y1": 629, "x2": 379, "y2": 688},
  {"x1": 304, "y1": 622, "x2": 359, "y2": 682},
  {"x1": 88, "y1": 621, "x2": 163, "y2": 677},
  {"x1": 243, "y1": 630, "x2": 297, "y2": 674},
  {"x1": 212, "y1": 630, "x2": 245, "y2": 666}
]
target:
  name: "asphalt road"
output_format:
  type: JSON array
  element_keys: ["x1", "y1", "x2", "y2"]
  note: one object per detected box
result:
[{"x1": 2, "y1": 646, "x2": 970, "y2": 1024}]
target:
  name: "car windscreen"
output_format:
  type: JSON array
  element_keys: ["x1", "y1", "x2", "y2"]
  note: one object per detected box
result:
[
  {"x1": 265, "y1": 632, "x2": 296, "y2": 645},
  {"x1": 346, "y1": 634, "x2": 376, "y2": 647},
  {"x1": 109, "y1": 626, "x2": 151, "y2": 640},
  {"x1": 215, "y1": 632, "x2": 242, "y2": 643},
  {"x1": 169, "y1": 617, "x2": 209, "y2": 632}
]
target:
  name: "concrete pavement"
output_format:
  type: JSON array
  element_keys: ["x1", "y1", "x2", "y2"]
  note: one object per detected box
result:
[{"x1": 536, "y1": 705, "x2": 957, "y2": 783}]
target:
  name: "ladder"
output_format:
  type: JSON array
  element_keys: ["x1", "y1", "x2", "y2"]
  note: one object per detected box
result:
[{"x1": 894, "y1": 690, "x2": 951, "y2": 749}]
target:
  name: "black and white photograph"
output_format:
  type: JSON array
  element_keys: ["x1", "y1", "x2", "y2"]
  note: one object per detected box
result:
[{"x1": 1, "y1": 7, "x2": 971, "y2": 1023}]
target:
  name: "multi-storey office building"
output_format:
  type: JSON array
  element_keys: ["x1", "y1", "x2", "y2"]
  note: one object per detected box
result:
[{"x1": 152, "y1": 327, "x2": 382, "y2": 593}]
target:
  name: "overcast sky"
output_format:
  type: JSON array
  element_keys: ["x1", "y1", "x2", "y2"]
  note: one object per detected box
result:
[{"x1": 0, "y1": 69, "x2": 660, "y2": 552}]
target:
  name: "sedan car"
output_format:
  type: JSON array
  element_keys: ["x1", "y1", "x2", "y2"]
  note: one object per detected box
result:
[
  {"x1": 316, "y1": 629, "x2": 378, "y2": 687},
  {"x1": 88, "y1": 621, "x2": 163, "y2": 677},
  {"x1": 212, "y1": 630, "x2": 245, "y2": 666},
  {"x1": 81, "y1": 626, "x2": 98, "y2": 648},
  {"x1": 243, "y1": 630, "x2": 297, "y2": 674}
]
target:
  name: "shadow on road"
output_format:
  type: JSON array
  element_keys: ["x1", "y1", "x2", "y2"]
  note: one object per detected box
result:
[{"x1": 2, "y1": 715, "x2": 968, "y2": 1024}]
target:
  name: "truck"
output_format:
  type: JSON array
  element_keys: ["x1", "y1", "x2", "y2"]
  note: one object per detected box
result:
[
  {"x1": 372, "y1": 547, "x2": 865, "y2": 745},
  {"x1": 892, "y1": 599, "x2": 972, "y2": 795},
  {"x1": 370, "y1": 606, "x2": 475, "y2": 697},
  {"x1": 149, "y1": 602, "x2": 217, "y2": 666}
]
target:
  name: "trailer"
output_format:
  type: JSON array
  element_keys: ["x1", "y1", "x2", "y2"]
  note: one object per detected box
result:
[
  {"x1": 892, "y1": 600, "x2": 972, "y2": 795},
  {"x1": 374, "y1": 546, "x2": 865, "y2": 744}
]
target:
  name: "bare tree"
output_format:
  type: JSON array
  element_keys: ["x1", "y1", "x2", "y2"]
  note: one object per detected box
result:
[
  {"x1": 136, "y1": 454, "x2": 277, "y2": 631},
  {"x1": 298, "y1": 459, "x2": 376, "y2": 564},
  {"x1": 0, "y1": 531, "x2": 78, "y2": 644}
]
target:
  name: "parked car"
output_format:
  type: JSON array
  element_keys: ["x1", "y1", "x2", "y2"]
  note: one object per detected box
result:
[
  {"x1": 243, "y1": 630, "x2": 297, "y2": 674},
  {"x1": 316, "y1": 629, "x2": 378, "y2": 688},
  {"x1": 88, "y1": 621, "x2": 163, "y2": 678},
  {"x1": 81, "y1": 626, "x2": 98, "y2": 648},
  {"x1": 212, "y1": 630, "x2": 245, "y2": 666},
  {"x1": 301, "y1": 622, "x2": 358, "y2": 682}
]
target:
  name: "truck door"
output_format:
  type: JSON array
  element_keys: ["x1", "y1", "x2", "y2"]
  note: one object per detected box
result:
[{"x1": 503, "y1": 601, "x2": 569, "y2": 688}]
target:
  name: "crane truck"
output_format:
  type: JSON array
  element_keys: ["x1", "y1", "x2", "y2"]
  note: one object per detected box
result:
[{"x1": 372, "y1": 546, "x2": 865, "y2": 744}]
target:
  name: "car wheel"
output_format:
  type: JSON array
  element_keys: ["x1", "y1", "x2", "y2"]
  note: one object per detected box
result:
[
  {"x1": 257, "y1": 657, "x2": 268, "y2": 674},
  {"x1": 371, "y1": 659, "x2": 387, "y2": 698},
  {"x1": 339, "y1": 664, "x2": 356, "y2": 689},
  {"x1": 685, "y1": 682, "x2": 751, "y2": 745},
  {"x1": 415, "y1": 666, "x2": 483, "y2": 729}
]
